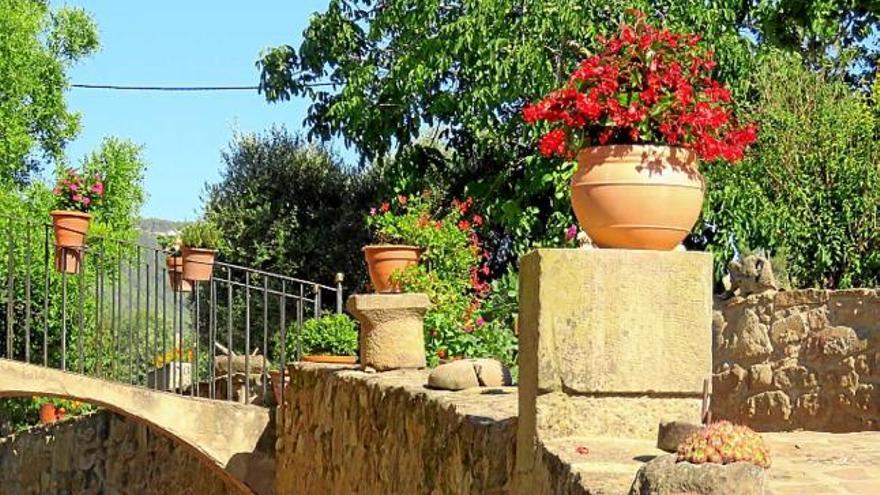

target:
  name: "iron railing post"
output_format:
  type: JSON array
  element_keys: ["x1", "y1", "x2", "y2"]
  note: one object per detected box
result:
[
  {"x1": 335, "y1": 272, "x2": 344, "y2": 314},
  {"x1": 5, "y1": 220, "x2": 14, "y2": 360}
]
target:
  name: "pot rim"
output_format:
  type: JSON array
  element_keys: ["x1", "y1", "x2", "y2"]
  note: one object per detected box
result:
[
  {"x1": 576, "y1": 143, "x2": 692, "y2": 153},
  {"x1": 362, "y1": 244, "x2": 421, "y2": 252},
  {"x1": 181, "y1": 246, "x2": 218, "y2": 254},
  {"x1": 50, "y1": 210, "x2": 92, "y2": 219}
]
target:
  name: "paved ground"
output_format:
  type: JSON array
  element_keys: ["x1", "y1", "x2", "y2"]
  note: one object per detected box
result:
[
  {"x1": 543, "y1": 431, "x2": 880, "y2": 494},
  {"x1": 764, "y1": 431, "x2": 880, "y2": 495}
]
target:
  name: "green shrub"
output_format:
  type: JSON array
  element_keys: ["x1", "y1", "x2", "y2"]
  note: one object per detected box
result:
[
  {"x1": 702, "y1": 51, "x2": 880, "y2": 288},
  {"x1": 275, "y1": 313, "x2": 359, "y2": 358},
  {"x1": 180, "y1": 220, "x2": 223, "y2": 250}
]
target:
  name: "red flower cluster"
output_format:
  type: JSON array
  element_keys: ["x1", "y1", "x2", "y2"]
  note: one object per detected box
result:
[
  {"x1": 53, "y1": 168, "x2": 105, "y2": 213},
  {"x1": 523, "y1": 10, "x2": 756, "y2": 163}
]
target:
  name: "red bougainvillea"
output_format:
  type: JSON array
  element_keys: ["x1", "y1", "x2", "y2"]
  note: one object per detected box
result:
[{"x1": 523, "y1": 10, "x2": 756, "y2": 163}]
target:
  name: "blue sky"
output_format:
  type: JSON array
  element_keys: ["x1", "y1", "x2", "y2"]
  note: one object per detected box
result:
[{"x1": 58, "y1": 1, "x2": 344, "y2": 221}]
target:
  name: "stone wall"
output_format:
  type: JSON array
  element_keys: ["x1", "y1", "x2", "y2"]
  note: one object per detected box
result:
[
  {"x1": 712, "y1": 288, "x2": 880, "y2": 431},
  {"x1": 276, "y1": 364, "x2": 519, "y2": 494},
  {"x1": 0, "y1": 411, "x2": 242, "y2": 494}
]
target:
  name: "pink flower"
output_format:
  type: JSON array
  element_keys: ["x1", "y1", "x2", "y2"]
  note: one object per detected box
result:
[
  {"x1": 91, "y1": 182, "x2": 104, "y2": 195},
  {"x1": 369, "y1": 207, "x2": 377, "y2": 216},
  {"x1": 476, "y1": 317, "x2": 486, "y2": 327},
  {"x1": 68, "y1": 183, "x2": 78, "y2": 192},
  {"x1": 81, "y1": 197, "x2": 91, "y2": 206},
  {"x1": 565, "y1": 224, "x2": 578, "y2": 241},
  {"x1": 72, "y1": 194, "x2": 82, "y2": 202}
]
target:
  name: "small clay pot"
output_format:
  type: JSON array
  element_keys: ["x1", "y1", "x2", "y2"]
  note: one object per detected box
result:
[
  {"x1": 166, "y1": 255, "x2": 192, "y2": 292},
  {"x1": 51, "y1": 210, "x2": 91, "y2": 274},
  {"x1": 363, "y1": 245, "x2": 420, "y2": 293},
  {"x1": 181, "y1": 246, "x2": 216, "y2": 281},
  {"x1": 39, "y1": 403, "x2": 57, "y2": 425}
]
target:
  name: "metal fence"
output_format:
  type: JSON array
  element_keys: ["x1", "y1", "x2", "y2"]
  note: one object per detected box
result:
[{"x1": 0, "y1": 215, "x2": 344, "y2": 405}]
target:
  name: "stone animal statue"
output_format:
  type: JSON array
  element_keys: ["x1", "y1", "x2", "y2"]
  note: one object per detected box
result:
[{"x1": 728, "y1": 253, "x2": 779, "y2": 296}]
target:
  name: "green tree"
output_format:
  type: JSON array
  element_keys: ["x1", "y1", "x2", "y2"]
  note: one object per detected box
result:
[
  {"x1": 703, "y1": 51, "x2": 880, "y2": 289},
  {"x1": 204, "y1": 127, "x2": 378, "y2": 288},
  {"x1": 254, "y1": 1, "x2": 759, "y2": 261},
  {"x1": 0, "y1": 0, "x2": 98, "y2": 184}
]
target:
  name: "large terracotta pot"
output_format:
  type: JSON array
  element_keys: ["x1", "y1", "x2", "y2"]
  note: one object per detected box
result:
[
  {"x1": 51, "y1": 210, "x2": 91, "y2": 274},
  {"x1": 570, "y1": 145, "x2": 704, "y2": 250},
  {"x1": 300, "y1": 355, "x2": 358, "y2": 365},
  {"x1": 181, "y1": 246, "x2": 216, "y2": 281},
  {"x1": 166, "y1": 255, "x2": 192, "y2": 292},
  {"x1": 363, "y1": 245, "x2": 420, "y2": 293}
]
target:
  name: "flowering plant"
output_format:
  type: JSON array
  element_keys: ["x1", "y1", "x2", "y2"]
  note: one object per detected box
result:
[
  {"x1": 523, "y1": 10, "x2": 756, "y2": 163},
  {"x1": 367, "y1": 193, "x2": 515, "y2": 365},
  {"x1": 52, "y1": 168, "x2": 105, "y2": 213}
]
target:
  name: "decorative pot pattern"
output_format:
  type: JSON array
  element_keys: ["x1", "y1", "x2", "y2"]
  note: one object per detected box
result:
[{"x1": 570, "y1": 145, "x2": 704, "y2": 250}]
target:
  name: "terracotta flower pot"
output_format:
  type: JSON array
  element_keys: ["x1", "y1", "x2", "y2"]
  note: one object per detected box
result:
[
  {"x1": 181, "y1": 246, "x2": 217, "y2": 282},
  {"x1": 51, "y1": 210, "x2": 91, "y2": 248},
  {"x1": 300, "y1": 355, "x2": 358, "y2": 365},
  {"x1": 54, "y1": 246, "x2": 83, "y2": 274},
  {"x1": 51, "y1": 210, "x2": 91, "y2": 274},
  {"x1": 166, "y1": 255, "x2": 192, "y2": 292},
  {"x1": 363, "y1": 245, "x2": 420, "y2": 293},
  {"x1": 570, "y1": 145, "x2": 704, "y2": 250},
  {"x1": 39, "y1": 403, "x2": 57, "y2": 425}
]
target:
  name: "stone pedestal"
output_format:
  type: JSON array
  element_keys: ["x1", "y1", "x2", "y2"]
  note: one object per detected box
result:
[
  {"x1": 516, "y1": 249, "x2": 712, "y2": 474},
  {"x1": 346, "y1": 293, "x2": 430, "y2": 371}
]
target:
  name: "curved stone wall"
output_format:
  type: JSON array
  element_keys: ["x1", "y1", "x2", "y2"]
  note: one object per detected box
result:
[
  {"x1": 0, "y1": 411, "x2": 242, "y2": 494},
  {"x1": 712, "y1": 289, "x2": 880, "y2": 431}
]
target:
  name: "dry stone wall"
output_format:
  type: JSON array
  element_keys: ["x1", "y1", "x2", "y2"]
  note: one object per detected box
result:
[
  {"x1": 0, "y1": 410, "x2": 242, "y2": 494},
  {"x1": 276, "y1": 364, "x2": 519, "y2": 495},
  {"x1": 712, "y1": 289, "x2": 880, "y2": 431}
]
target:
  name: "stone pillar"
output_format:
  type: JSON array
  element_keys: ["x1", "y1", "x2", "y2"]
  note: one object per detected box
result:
[
  {"x1": 346, "y1": 293, "x2": 430, "y2": 371},
  {"x1": 515, "y1": 249, "x2": 712, "y2": 474}
]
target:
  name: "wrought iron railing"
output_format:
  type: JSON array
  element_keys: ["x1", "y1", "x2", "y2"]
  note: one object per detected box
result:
[{"x1": 0, "y1": 214, "x2": 344, "y2": 405}]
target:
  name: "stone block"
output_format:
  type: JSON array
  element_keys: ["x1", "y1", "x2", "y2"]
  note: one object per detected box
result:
[
  {"x1": 347, "y1": 293, "x2": 430, "y2": 371},
  {"x1": 518, "y1": 249, "x2": 712, "y2": 395}
]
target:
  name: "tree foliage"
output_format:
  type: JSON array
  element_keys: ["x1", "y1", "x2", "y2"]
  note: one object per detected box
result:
[
  {"x1": 257, "y1": 0, "x2": 880, "y2": 288},
  {"x1": 703, "y1": 51, "x2": 880, "y2": 288},
  {"x1": 204, "y1": 127, "x2": 378, "y2": 287},
  {"x1": 0, "y1": 0, "x2": 98, "y2": 184}
]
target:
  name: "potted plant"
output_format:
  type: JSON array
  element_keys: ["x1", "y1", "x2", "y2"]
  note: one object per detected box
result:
[
  {"x1": 179, "y1": 220, "x2": 222, "y2": 282},
  {"x1": 38, "y1": 402, "x2": 57, "y2": 425},
  {"x1": 364, "y1": 194, "x2": 432, "y2": 292},
  {"x1": 523, "y1": 10, "x2": 757, "y2": 250},
  {"x1": 276, "y1": 313, "x2": 359, "y2": 365},
  {"x1": 51, "y1": 168, "x2": 105, "y2": 273},
  {"x1": 157, "y1": 232, "x2": 191, "y2": 292}
]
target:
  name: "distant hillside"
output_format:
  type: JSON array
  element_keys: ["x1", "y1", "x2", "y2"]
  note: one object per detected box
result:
[{"x1": 138, "y1": 217, "x2": 188, "y2": 248}]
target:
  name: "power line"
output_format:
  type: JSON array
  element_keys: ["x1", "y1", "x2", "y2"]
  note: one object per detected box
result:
[
  {"x1": 70, "y1": 82, "x2": 335, "y2": 92},
  {"x1": 71, "y1": 83, "x2": 258, "y2": 91}
]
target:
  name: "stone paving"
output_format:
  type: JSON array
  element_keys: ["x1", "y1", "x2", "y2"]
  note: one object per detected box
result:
[
  {"x1": 542, "y1": 431, "x2": 880, "y2": 494},
  {"x1": 764, "y1": 431, "x2": 880, "y2": 495}
]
